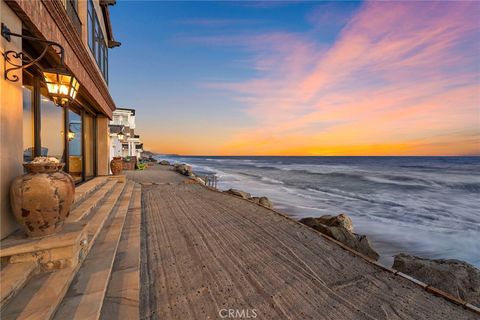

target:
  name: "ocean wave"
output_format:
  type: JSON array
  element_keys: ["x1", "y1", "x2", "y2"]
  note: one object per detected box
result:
[
  {"x1": 442, "y1": 182, "x2": 480, "y2": 193},
  {"x1": 260, "y1": 177, "x2": 284, "y2": 185},
  {"x1": 305, "y1": 185, "x2": 407, "y2": 208}
]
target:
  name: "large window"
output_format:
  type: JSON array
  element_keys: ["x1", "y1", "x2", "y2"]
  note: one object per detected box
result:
[
  {"x1": 84, "y1": 113, "x2": 95, "y2": 178},
  {"x1": 22, "y1": 73, "x2": 35, "y2": 163},
  {"x1": 88, "y1": 0, "x2": 108, "y2": 82},
  {"x1": 40, "y1": 87, "x2": 65, "y2": 161},
  {"x1": 66, "y1": 0, "x2": 81, "y2": 35},
  {"x1": 22, "y1": 71, "x2": 97, "y2": 183},
  {"x1": 68, "y1": 109, "x2": 83, "y2": 183}
]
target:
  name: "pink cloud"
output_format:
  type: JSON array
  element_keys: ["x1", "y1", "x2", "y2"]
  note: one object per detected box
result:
[{"x1": 204, "y1": 1, "x2": 480, "y2": 155}]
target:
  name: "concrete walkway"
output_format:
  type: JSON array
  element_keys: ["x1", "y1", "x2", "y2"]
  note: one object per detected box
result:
[{"x1": 127, "y1": 165, "x2": 477, "y2": 320}]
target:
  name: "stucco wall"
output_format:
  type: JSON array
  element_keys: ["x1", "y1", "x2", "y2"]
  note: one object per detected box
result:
[{"x1": 0, "y1": 0, "x2": 22, "y2": 239}]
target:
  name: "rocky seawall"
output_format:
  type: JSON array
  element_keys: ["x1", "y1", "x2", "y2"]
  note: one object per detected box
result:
[{"x1": 163, "y1": 160, "x2": 480, "y2": 308}]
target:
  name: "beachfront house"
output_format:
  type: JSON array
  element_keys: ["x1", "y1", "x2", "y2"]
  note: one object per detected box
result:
[
  {"x1": 0, "y1": 1, "x2": 140, "y2": 317},
  {"x1": 109, "y1": 107, "x2": 143, "y2": 159}
]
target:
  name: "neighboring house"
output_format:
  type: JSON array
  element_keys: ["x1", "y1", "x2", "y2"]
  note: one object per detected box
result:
[
  {"x1": 0, "y1": 0, "x2": 121, "y2": 238},
  {"x1": 109, "y1": 108, "x2": 143, "y2": 162}
]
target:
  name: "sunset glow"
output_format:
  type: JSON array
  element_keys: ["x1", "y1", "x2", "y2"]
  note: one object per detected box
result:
[{"x1": 110, "y1": 1, "x2": 480, "y2": 156}]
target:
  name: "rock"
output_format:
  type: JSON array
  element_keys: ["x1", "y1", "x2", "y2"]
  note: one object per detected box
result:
[
  {"x1": 174, "y1": 163, "x2": 193, "y2": 176},
  {"x1": 354, "y1": 234, "x2": 379, "y2": 261},
  {"x1": 393, "y1": 254, "x2": 480, "y2": 306},
  {"x1": 224, "y1": 189, "x2": 251, "y2": 199},
  {"x1": 250, "y1": 197, "x2": 261, "y2": 204},
  {"x1": 299, "y1": 216, "x2": 379, "y2": 260},
  {"x1": 259, "y1": 196, "x2": 272, "y2": 208},
  {"x1": 298, "y1": 217, "x2": 322, "y2": 228},
  {"x1": 249, "y1": 196, "x2": 272, "y2": 208},
  {"x1": 317, "y1": 214, "x2": 354, "y2": 232},
  {"x1": 159, "y1": 160, "x2": 170, "y2": 166},
  {"x1": 299, "y1": 214, "x2": 354, "y2": 232},
  {"x1": 194, "y1": 177, "x2": 205, "y2": 185}
]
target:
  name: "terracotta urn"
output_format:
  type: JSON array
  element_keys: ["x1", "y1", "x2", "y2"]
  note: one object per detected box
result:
[
  {"x1": 110, "y1": 156, "x2": 123, "y2": 175},
  {"x1": 10, "y1": 163, "x2": 75, "y2": 237}
]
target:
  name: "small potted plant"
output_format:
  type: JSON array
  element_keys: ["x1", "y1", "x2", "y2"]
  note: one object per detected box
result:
[{"x1": 10, "y1": 157, "x2": 75, "y2": 237}]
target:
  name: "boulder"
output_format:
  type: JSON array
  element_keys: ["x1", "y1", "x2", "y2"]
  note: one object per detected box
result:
[
  {"x1": 393, "y1": 254, "x2": 480, "y2": 306},
  {"x1": 298, "y1": 217, "x2": 322, "y2": 228},
  {"x1": 249, "y1": 196, "x2": 273, "y2": 208},
  {"x1": 317, "y1": 214, "x2": 354, "y2": 232},
  {"x1": 159, "y1": 160, "x2": 170, "y2": 166},
  {"x1": 174, "y1": 163, "x2": 193, "y2": 176},
  {"x1": 250, "y1": 197, "x2": 261, "y2": 204},
  {"x1": 258, "y1": 196, "x2": 272, "y2": 208},
  {"x1": 299, "y1": 215, "x2": 379, "y2": 261},
  {"x1": 224, "y1": 189, "x2": 251, "y2": 199},
  {"x1": 194, "y1": 177, "x2": 205, "y2": 185}
]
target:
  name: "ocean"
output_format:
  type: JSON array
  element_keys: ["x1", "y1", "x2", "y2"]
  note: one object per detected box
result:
[{"x1": 156, "y1": 156, "x2": 480, "y2": 267}]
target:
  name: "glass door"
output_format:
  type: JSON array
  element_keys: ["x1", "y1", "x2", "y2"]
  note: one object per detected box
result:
[
  {"x1": 40, "y1": 87, "x2": 65, "y2": 162},
  {"x1": 84, "y1": 113, "x2": 95, "y2": 179},
  {"x1": 68, "y1": 108, "x2": 83, "y2": 183}
]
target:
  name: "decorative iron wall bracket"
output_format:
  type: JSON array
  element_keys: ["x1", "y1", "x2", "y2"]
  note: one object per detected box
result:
[{"x1": 1, "y1": 23, "x2": 65, "y2": 82}]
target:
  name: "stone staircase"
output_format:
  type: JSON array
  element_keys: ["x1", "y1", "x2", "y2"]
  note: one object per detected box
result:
[{"x1": 0, "y1": 176, "x2": 141, "y2": 320}]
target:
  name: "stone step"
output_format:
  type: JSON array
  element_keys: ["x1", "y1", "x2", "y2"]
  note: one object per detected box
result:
[
  {"x1": 73, "y1": 177, "x2": 109, "y2": 208},
  {"x1": 82, "y1": 182, "x2": 127, "y2": 249},
  {"x1": 68, "y1": 180, "x2": 118, "y2": 223},
  {"x1": 0, "y1": 261, "x2": 37, "y2": 308},
  {"x1": 53, "y1": 182, "x2": 135, "y2": 320},
  {"x1": 0, "y1": 181, "x2": 127, "y2": 320},
  {"x1": 100, "y1": 183, "x2": 141, "y2": 320},
  {"x1": 0, "y1": 266, "x2": 77, "y2": 320}
]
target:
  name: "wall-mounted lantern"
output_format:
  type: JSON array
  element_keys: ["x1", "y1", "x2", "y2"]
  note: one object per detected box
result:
[
  {"x1": 43, "y1": 67, "x2": 80, "y2": 106},
  {"x1": 1, "y1": 23, "x2": 80, "y2": 107},
  {"x1": 117, "y1": 132, "x2": 124, "y2": 141}
]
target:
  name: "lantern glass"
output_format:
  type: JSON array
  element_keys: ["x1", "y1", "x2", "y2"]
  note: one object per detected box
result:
[{"x1": 42, "y1": 68, "x2": 80, "y2": 106}]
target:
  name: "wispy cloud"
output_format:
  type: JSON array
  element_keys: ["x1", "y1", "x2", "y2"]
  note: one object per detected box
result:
[
  {"x1": 175, "y1": 18, "x2": 262, "y2": 27},
  {"x1": 202, "y1": 1, "x2": 480, "y2": 155}
]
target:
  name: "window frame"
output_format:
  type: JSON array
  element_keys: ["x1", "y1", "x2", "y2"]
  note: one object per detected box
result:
[{"x1": 87, "y1": 0, "x2": 109, "y2": 83}]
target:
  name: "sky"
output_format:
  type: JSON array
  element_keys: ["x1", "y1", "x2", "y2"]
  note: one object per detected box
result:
[{"x1": 109, "y1": 1, "x2": 480, "y2": 156}]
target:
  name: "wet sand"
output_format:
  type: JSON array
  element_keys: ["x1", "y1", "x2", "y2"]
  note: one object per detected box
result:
[{"x1": 127, "y1": 165, "x2": 477, "y2": 320}]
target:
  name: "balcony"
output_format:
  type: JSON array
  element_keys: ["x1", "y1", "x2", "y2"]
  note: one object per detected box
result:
[{"x1": 66, "y1": 0, "x2": 82, "y2": 36}]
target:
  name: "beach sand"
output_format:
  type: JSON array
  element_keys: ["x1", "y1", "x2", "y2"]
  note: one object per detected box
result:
[{"x1": 127, "y1": 165, "x2": 477, "y2": 319}]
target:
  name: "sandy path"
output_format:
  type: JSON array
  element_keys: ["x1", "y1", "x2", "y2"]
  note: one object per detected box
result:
[{"x1": 127, "y1": 166, "x2": 477, "y2": 320}]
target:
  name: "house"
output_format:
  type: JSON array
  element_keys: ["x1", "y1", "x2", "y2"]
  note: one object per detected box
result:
[
  {"x1": 109, "y1": 107, "x2": 143, "y2": 160},
  {"x1": 0, "y1": 1, "x2": 140, "y2": 318},
  {"x1": 1, "y1": 0, "x2": 120, "y2": 238}
]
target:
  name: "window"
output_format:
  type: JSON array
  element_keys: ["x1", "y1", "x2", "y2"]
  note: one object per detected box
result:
[
  {"x1": 66, "y1": 0, "x2": 81, "y2": 35},
  {"x1": 84, "y1": 113, "x2": 95, "y2": 178},
  {"x1": 22, "y1": 71, "x2": 97, "y2": 183},
  {"x1": 40, "y1": 87, "x2": 65, "y2": 161},
  {"x1": 87, "y1": 0, "x2": 108, "y2": 82},
  {"x1": 87, "y1": 0, "x2": 94, "y2": 51},
  {"x1": 68, "y1": 109, "x2": 83, "y2": 183},
  {"x1": 22, "y1": 73, "x2": 35, "y2": 163}
]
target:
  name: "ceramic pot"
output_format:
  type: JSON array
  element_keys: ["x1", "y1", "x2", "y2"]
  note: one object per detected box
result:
[
  {"x1": 10, "y1": 163, "x2": 75, "y2": 237},
  {"x1": 110, "y1": 157, "x2": 123, "y2": 175}
]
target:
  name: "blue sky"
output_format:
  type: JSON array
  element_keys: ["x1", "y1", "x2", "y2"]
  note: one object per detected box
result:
[{"x1": 108, "y1": 1, "x2": 479, "y2": 155}]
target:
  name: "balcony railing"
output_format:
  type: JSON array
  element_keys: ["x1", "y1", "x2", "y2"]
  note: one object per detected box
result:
[{"x1": 66, "y1": 0, "x2": 82, "y2": 36}]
